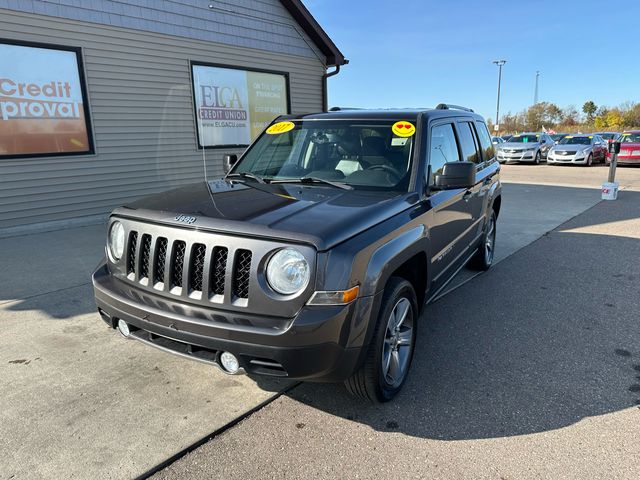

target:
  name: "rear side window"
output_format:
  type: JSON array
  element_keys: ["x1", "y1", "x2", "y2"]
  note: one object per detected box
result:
[
  {"x1": 475, "y1": 122, "x2": 495, "y2": 162},
  {"x1": 428, "y1": 123, "x2": 460, "y2": 183},
  {"x1": 457, "y1": 122, "x2": 480, "y2": 163}
]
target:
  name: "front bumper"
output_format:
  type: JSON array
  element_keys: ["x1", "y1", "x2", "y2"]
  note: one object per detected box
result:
[
  {"x1": 547, "y1": 152, "x2": 588, "y2": 164},
  {"x1": 609, "y1": 154, "x2": 640, "y2": 165},
  {"x1": 92, "y1": 261, "x2": 375, "y2": 382},
  {"x1": 496, "y1": 150, "x2": 536, "y2": 163}
]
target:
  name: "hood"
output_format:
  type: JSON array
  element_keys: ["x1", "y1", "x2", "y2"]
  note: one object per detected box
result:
[
  {"x1": 116, "y1": 180, "x2": 416, "y2": 251},
  {"x1": 552, "y1": 144, "x2": 591, "y2": 151},
  {"x1": 500, "y1": 142, "x2": 541, "y2": 149}
]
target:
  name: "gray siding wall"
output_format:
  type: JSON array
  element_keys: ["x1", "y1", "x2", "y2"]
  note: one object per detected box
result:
[
  {"x1": 0, "y1": 0, "x2": 325, "y2": 61},
  {"x1": 0, "y1": 6, "x2": 326, "y2": 233}
]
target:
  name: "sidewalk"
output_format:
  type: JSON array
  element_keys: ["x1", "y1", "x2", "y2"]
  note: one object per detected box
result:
[{"x1": 154, "y1": 190, "x2": 640, "y2": 480}]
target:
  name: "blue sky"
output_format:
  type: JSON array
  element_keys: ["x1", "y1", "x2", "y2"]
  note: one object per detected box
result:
[{"x1": 304, "y1": 0, "x2": 638, "y2": 122}]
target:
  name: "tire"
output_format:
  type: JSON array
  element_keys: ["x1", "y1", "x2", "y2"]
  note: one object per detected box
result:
[
  {"x1": 586, "y1": 154, "x2": 593, "y2": 167},
  {"x1": 345, "y1": 277, "x2": 417, "y2": 403},
  {"x1": 469, "y1": 209, "x2": 497, "y2": 271},
  {"x1": 534, "y1": 151, "x2": 541, "y2": 164}
]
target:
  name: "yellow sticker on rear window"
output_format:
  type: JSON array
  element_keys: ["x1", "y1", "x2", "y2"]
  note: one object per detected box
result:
[
  {"x1": 266, "y1": 121, "x2": 295, "y2": 135},
  {"x1": 392, "y1": 121, "x2": 416, "y2": 137}
]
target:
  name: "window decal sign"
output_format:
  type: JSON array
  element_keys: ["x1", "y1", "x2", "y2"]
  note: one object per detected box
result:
[
  {"x1": 0, "y1": 41, "x2": 93, "y2": 158},
  {"x1": 191, "y1": 63, "x2": 290, "y2": 148},
  {"x1": 266, "y1": 121, "x2": 295, "y2": 135},
  {"x1": 392, "y1": 121, "x2": 416, "y2": 138}
]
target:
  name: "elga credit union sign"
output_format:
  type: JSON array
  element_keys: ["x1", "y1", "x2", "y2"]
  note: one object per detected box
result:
[
  {"x1": 0, "y1": 41, "x2": 92, "y2": 158},
  {"x1": 191, "y1": 63, "x2": 289, "y2": 147}
]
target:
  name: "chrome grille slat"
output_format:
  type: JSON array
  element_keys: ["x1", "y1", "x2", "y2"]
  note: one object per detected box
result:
[
  {"x1": 139, "y1": 234, "x2": 152, "y2": 280},
  {"x1": 211, "y1": 247, "x2": 228, "y2": 296},
  {"x1": 171, "y1": 240, "x2": 187, "y2": 290},
  {"x1": 126, "y1": 231, "x2": 138, "y2": 275},
  {"x1": 153, "y1": 237, "x2": 168, "y2": 285},
  {"x1": 189, "y1": 244, "x2": 207, "y2": 292},
  {"x1": 233, "y1": 250, "x2": 252, "y2": 299}
]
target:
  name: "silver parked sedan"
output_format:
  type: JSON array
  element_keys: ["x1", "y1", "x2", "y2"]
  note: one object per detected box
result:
[
  {"x1": 547, "y1": 134, "x2": 608, "y2": 166},
  {"x1": 495, "y1": 132, "x2": 554, "y2": 164}
]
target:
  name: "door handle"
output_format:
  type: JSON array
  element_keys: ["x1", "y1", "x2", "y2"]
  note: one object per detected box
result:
[{"x1": 462, "y1": 189, "x2": 473, "y2": 201}]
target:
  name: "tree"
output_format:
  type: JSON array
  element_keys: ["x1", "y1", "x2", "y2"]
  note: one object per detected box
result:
[
  {"x1": 582, "y1": 101, "x2": 597, "y2": 123},
  {"x1": 561, "y1": 105, "x2": 580, "y2": 126},
  {"x1": 525, "y1": 102, "x2": 562, "y2": 130}
]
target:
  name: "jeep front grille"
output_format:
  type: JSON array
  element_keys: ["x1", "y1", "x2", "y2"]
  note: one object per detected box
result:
[{"x1": 124, "y1": 230, "x2": 251, "y2": 304}]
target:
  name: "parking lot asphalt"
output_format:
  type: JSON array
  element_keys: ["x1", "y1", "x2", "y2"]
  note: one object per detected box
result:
[
  {"x1": 1, "y1": 164, "x2": 638, "y2": 479},
  {"x1": 154, "y1": 185, "x2": 640, "y2": 480}
]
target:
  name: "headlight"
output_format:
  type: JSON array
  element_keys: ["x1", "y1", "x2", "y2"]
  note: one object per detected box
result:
[
  {"x1": 266, "y1": 248, "x2": 310, "y2": 295},
  {"x1": 108, "y1": 221, "x2": 125, "y2": 261}
]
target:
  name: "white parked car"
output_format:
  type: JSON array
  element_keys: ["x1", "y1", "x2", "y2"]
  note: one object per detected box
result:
[
  {"x1": 547, "y1": 134, "x2": 608, "y2": 166},
  {"x1": 495, "y1": 132, "x2": 554, "y2": 164}
]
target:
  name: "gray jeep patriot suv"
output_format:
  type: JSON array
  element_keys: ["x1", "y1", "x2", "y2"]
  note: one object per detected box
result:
[{"x1": 92, "y1": 104, "x2": 501, "y2": 402}]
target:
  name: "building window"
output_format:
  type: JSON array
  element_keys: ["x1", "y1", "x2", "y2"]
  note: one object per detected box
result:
[
  {"x1": 0, "y1": 39, "x2": 94, "y2": 159},
  {"x1": 191, "y1": 62, "x2": 290, "y2": 149}
]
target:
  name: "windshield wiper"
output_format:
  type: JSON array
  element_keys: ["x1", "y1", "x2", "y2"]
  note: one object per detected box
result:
[
  {"x1": 270, "y1": 177, "x2": 353, "y2": 190},
  {"x1": 226, "y1": 172, "x2": 267, "y2": 184}
]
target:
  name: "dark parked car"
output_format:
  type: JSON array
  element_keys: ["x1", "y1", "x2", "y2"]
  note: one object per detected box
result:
[{"x1": 93, "y1": 105, "x2": 502, "y2": 402}]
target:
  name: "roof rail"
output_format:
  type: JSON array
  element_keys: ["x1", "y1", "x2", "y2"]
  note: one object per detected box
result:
[
  {"x1": 329, "y1": 107, "x2": 364, "y2": 111},
  {"x1": 435, "y1": 103, "x2": 474, "y2": 113}
]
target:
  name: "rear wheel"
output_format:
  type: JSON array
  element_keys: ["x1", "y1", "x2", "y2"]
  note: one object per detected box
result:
[
  {"x1": 469, "y1": 210, "x2": 497, "y2": 271},
  {"x1": 345, "y1": 277, "x2": 417, "y2": 403}
]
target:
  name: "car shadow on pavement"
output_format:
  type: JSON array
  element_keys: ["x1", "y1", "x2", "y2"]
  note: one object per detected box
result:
[{"x1": 262, "y1": 191, "x2": 640, "y2": 440}]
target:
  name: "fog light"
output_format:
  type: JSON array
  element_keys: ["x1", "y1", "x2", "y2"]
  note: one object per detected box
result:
[
  {"x1": 117, "y1": 319, "x2": 130, "y2": 338},
  {"x1": 219, "y1": 351, "x2": 240, "y2": 374}
]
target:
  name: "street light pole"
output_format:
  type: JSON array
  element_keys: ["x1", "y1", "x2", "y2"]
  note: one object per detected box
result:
[
  {"x1": 534, "y1": 70, "x2": 540, "y2": 105},
  {"x1": 493, "y1": 60, "x2": 506, "y2": 135}
]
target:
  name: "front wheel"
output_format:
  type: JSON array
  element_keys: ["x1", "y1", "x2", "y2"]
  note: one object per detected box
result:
[
  {"x1": 469, "y1": 210, "x2": 497, "y2": 271},
  {"x1": 586, "y1": 154, "x2": 593, "y2": 167},
  {"x1": 345, "y1": 277, "x2": 417, "y2": 403},
  {"x1": 534, "y1": 151, "x2": 541, "y2": 164}
]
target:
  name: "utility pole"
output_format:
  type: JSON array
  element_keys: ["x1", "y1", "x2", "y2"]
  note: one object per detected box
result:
[
  {"x1": 493, "y1": 60, "x2": 506, "y2": 134},
  {"x1": 534, "y1": 71, "x2": 540, "y2": 105}
]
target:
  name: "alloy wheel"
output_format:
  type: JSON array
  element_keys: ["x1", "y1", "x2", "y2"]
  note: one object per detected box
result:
[
  {"x1": 485, "y1": 215, "x2": 496, "y2": 265},
  {"x1": 381, "y1": 297, "x2": 414, "y2": 388}
]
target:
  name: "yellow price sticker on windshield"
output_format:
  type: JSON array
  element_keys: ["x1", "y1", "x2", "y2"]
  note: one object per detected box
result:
[
  {"x1": 266, "y1": 121, "x2": 295, "y2": 135},
  {"x1": 392, "y1": 121, "x2": 416, "y2": 137}
]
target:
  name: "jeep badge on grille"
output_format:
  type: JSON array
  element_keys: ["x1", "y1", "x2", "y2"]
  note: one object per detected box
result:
[{"x1": 174, "y1": 214, "x2": 197, "y2": 224}]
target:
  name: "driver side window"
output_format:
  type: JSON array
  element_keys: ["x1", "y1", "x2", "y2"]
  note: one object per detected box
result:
[{"x1": 428, "y1": 123, "x2": 460, "y2": 184}]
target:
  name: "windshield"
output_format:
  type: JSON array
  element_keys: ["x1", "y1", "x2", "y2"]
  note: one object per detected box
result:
[
  {"x1": 231, "y1": 120, "x2": 415, "y2": 191},
  {"x1": 509, "y1": 134, "x2": 540, "y2": 143},
  {"x1": 559, "y1": 136, "x2": 591, "y2": 145},
  {"x1": 621, "y1": 133, "x2": 640, "y2": 143},
  {"x1": 551, "y1": 134, "x2": 566, "y2": 141},
  {"x1": 599, "y1": 133, "x2": 616, "y2": 140}
]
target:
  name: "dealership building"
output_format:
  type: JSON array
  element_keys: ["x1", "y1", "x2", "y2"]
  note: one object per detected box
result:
[{"x1": 0, "y1": 0, "x2": 346, "y2": 236}]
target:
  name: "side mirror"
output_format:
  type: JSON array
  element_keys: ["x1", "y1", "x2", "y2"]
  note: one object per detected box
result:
[
  {"x1": 223, "y1": 154, "x2": 238, "y2": 173},
  {"x1": 434, "y1": 161, "x2": 476, "y2": 190}
]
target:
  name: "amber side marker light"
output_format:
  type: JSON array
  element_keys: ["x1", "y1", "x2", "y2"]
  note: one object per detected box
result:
[{"x1": 307, "y1": 285, "x2": 360, "y2": 306}]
